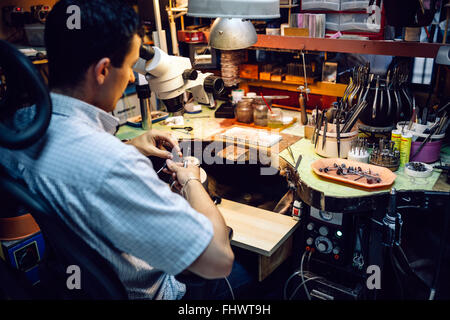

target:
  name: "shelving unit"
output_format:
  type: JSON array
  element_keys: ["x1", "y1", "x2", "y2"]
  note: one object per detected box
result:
[
  {"x1": 240, "y1": 79, "x2": 347, "y2": 97},
  {"x1": 251, "y1": 34, "x2": 446, "y2": 58}
]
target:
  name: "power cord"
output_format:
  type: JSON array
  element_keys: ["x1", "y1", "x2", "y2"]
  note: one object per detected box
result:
[
  {"x1": 289, "y1": 276, "x2": 324, "y2": 300},
  {"x1": 301, "y1": 250, "x2": 313, "y2": 300},
  {"x1": 224, "y1": 276, "x2": 235, "y2": 300},
  {"x1": 283, "y1": 251, "x2": 321, "y2": 300}
]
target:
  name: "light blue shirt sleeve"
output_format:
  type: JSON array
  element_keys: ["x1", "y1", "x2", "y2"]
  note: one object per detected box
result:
[{"x1": 84, "y1": 146, "x2": 214, "y2": 276}]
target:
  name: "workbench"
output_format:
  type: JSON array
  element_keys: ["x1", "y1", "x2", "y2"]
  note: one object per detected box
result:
[{"x1": 116, "y1": 103, "x2": 449, "y2": 283}]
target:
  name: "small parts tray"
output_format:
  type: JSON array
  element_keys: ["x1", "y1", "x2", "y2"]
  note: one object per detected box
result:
[
  {"x1": 311, "y1": 158, "x2": 397, "y2": 189},
  {"x1": 126, "y1": 111, "x2": 169, "y2": 127}
]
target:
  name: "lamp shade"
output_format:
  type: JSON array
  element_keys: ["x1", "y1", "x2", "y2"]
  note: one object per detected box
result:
[
  {"x1": 187, "y1": 0, "x2": 280, "y2": 19},
  {"x1": 209, "y1": 18, "x2": 257, "y2": 50}
]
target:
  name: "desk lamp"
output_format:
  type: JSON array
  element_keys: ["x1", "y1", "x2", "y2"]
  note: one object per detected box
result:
[{"x1": 187, "y1": 0, "x2": 280, "y2": 117}]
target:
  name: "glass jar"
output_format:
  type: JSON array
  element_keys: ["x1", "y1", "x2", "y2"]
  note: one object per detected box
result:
[
  {"x1": 235, "y1": 100, "x2": 253, "y2": 124},
  {"x1": 252, "y1": 98, "x2": 269, "y2": 127},
  {"x1": 268, "y1": 108, "x2": 283, "y2": 129}
]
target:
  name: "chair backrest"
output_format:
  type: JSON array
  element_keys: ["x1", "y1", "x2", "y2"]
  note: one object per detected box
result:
[{"x1": 0, "y1": 168, "x2": 128, "y2": 300}]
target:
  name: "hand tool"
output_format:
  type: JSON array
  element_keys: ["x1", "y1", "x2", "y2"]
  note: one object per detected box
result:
[
  {"x1": 421, "y1": 105, "x2": 428, "y2": 125},
  {"x1": 287, "y1": 145, "x2": 295, "y2": 164},
  {"x1": 171, "y1": 126, "x2": 193, "y2": 135},
  {"x1": 295, "y1": 154, "x2": 303, "y2": 173},
  {"x1": 322, "y1": 115, "x2": 328, "y2": 150},
  {"x1": 313, "y1": 105, "x2": 319, "y2": 126},
  {"x1": 313, "y1": 110, "x2": 323, "y2": 147},
  {"x1": 336, "y1": 120, "x2": 341, "y2": 158},
  {"x1": 342, "y1": 100, "x2": 368, "y2": 133},
  {"x1": 299, "y1": 92, "x2": 308, "y2": 125},
  {"x1": 372, "y1": 75, "x2": 380, "y2": 119},
  {"x1": 314, "y1": 111, "x2": 324, "y2": 148}
]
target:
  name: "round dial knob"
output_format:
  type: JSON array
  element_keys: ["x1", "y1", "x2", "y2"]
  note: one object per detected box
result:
[
  {"x1": 317, "y1": 242, "x2": 327, "y2": 252},
  {"x1": 319, "y1": 226, "x2": 329, "y2": 236},
  {"x1": 306, "y1": 223, "x2": 314, "y2": 231},
  {"x1": 306, "y1": 237, "x2": 314, "y2": 246},
  {"x1": 333, "y1": 247, "x2": 340, "y2": 255},
  {"x1": 315, "y1": 236, "x2": 333, "y2": 254}
]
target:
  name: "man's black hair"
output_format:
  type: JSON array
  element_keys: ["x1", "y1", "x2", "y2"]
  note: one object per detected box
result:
[{"x1": 44, "y1": 0, "x2": 140, "y2": 89}]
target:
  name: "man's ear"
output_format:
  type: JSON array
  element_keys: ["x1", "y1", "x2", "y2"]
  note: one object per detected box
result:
[{"x1": 93, "y1": 58, "x2": 111, "y2": 85}]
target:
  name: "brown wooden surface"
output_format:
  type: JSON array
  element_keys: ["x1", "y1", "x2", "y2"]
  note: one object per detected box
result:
[
  {"x1": 258, "y1": 236, "x2": 293, "y2": 282},
  {"x1": 217, "y1": 199, "x2": 299, "y2": 257},
  {"x1": 252, "y1": 34, "x2": 445, "y2": 58}
]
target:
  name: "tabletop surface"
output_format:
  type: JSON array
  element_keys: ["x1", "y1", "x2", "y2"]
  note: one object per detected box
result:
[{"x1": 116, "y1": 105, "x2": 449, "y2": 199}]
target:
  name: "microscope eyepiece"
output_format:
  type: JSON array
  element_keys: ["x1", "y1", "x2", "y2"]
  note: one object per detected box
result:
[
  {"x1": 203, "y1": 75, "x2": 224, "y2": 95},
  {"x1": 183, "y1": 69, "x2": 198, "y2": 81},
  {"x1": 140, "y1": 45, "x2": 155, "y2": 61}
]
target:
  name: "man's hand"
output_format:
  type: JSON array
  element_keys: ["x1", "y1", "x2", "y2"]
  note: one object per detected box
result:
[
  {"x1": 125, "y1": 129, "x2": 182, "y2": 159},
  {"x1": 165, "y1": 159, "x2": 200, "y2": 187}
]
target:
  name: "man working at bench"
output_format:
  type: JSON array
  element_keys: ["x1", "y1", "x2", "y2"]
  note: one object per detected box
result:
[{"x1": 0, "y1": 0, "x2": 249, "y2": 299}]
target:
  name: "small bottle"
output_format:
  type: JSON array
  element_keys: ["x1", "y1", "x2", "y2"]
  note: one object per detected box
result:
[{"x1": 253, "y1": 98, "x2": 268, "y2": 127}]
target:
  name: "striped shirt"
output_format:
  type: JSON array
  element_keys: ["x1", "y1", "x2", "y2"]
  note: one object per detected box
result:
[{"x1": 0, "y1": 93, "x2": 213, "y2": 299}]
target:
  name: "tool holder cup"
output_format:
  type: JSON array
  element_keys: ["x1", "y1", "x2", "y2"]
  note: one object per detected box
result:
[{"x1": 314, "y1": 123, "x2": 359, "y2": 158}]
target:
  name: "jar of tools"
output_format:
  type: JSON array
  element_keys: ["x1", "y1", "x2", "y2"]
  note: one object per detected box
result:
[
  {"x1": 252, "y1": 98, "x2": 269, "y2": 127},
  {"x1": 235, "y1": 99, "x2": 253, "y2": 124}
]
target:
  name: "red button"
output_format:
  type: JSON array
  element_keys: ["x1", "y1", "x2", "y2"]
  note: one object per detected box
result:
[
  {"x1": 334, "y1": 254, "x2": 339, "y2": 260},
  {"x1": 293, "y1": 208, "x2": 299, "y2": 216}
]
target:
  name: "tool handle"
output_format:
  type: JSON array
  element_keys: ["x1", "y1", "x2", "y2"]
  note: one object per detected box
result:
[{"x1": 299, "y1": 93, "x2": 308, "y2": 125}]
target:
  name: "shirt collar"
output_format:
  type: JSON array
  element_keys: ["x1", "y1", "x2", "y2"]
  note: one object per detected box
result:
[{"x1": 50, "y1": 92, "x2": 120, "y2": 135}]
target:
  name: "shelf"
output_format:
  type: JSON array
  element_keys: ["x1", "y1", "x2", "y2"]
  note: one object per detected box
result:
[
  {"x1": 240, "y1": 79, "x2": 347, "y2": 97},
  {"x1": 251, "y1": 34, "x2": 446, "y2": 58}
]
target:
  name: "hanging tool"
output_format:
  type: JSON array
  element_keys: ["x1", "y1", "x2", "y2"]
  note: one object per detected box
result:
[
  {"x1": 372, "y1": 75, "x2": 380, "y2": 119},
  {"x1": 299, "y1": 89, "x2": 308, "y2": 125},
  {"x1": 322, "y1": 115, "x2": 328, "y2": 150},
  {"x1": 300, "y1": 50, "x2": 310, "y2": 100}
]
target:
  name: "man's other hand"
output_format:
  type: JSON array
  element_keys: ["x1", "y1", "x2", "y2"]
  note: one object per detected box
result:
[{"x1": 126, "y1": 129, "x2": 182, "y2": 159}]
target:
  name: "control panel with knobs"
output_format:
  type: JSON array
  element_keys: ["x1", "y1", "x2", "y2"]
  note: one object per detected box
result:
[{"x1": 303, "y1": 207, "x2": 351, "y2": 265}]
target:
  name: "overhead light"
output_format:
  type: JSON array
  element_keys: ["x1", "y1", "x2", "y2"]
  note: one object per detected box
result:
[
  {"x1": 209, "y1": 18, "x2": 257, "y2": 50},
  {"x1": 187, "y1": 0, "x2": 280, "y2": 19}
]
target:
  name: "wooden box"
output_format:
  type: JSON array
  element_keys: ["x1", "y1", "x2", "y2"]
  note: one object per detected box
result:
[
  {"x1": 259, "y1": 72, "x2": 272, "y2": 81},
  {"x1": 240, "y1": 64, "x2": 259, "y2": 80}
]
